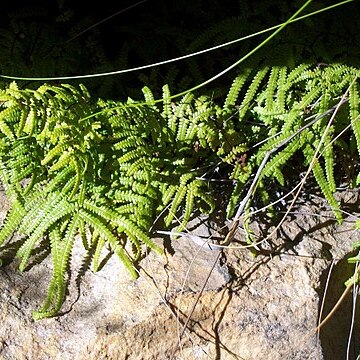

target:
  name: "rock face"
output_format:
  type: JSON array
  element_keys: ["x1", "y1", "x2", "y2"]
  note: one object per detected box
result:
[{"x1": 0, "y1": 189, "x2": 359, "y2": 360}]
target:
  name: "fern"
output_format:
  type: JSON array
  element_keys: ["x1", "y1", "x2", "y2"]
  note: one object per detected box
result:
[
  {"x1": 349, "y1": 81, "x2": 360, "y2": 155},
  {"x1": 0, "y1": 63, "x2": 360, "y2": 319},
  {"x1": 303, "y1": 144, "x2": 342, "y2": 222},
  {"x1": 224, "y1": 68, "x2": 252, "y2": 108}
]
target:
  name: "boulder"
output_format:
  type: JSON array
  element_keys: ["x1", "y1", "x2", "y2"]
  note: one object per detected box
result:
[{"x1": 0, "y1": 189, "x2": 359, "y2": 359}]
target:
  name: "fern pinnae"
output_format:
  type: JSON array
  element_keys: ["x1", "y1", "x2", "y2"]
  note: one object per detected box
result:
[
  {"x1": 15, "y1": 105, "x2": 30, "y2": 137},
  {"x1": 304, "y1": 144, "x2": 342, "y2": 222},
  {"x1": 92, "y1": 234, "x2": 106, "y2": 272},
  {"x1": 60, "y1": 176, "x2": 77, "y2": 196},
  {"x1": 69, "y1": 157, "x2": 83, "y2": 199},
  {"x1": 276, "y1": 66, "x2": 288, "y2": 113},
  {"x1": 84, "y1": 201, "x2": 155, "y2": 251},
  {"x1": 224, "y1": 68, "x2": 252, "y2": 108},
  {"x1": 117, "y1": 148, "x2": 147, "y2": 164},
  {"x1": 22, "y1": 171, "x2": 37, "y2": 196},
  {"x1": 178, "y1": 183, "x2": 197, "y2": 232},
  {"x1": 17, "y1": 193, "x2": 53, "y2": 235},
  {"x1": 126, "y1": 158, "x2": 152, "y2": 177},
  {"x1": 17, "y1": 198, "x2": 74, "y2": 271},
  {"x1": 176, "y1": 115, "x2": 191, "y2": 142},
  {"x1": 349, "y1": 81, "x2": 360, "y2": 155},
  {"x1": 0, "y1": 107, "x2": 16, "y2": 139},
  {"x1": 125, "y1": 232, "x2": 141, "y2": 260},
  {"x1": 78, "y1": 208, "x2": 119, "y2": 248},
  {"x1": 44, "y1": 167, "x2": 73, "y2": 193},
  {"x1": 295, "y1": 86, "x2": 322, "y2": 112},
  {"x1": 322, "y1": 132, "x2": 336, "y2": 193},
  {"x1": 37, "y1": 214, "x2": 80, "y2": 319},
  {"x1": 263, "y1": 66, "x2": 280, "y2": 110},
  {"x1": 312, "y1": 159, "x2": 342, "y2": 222},
  {"x1": 116, "y1": 216, "x2": 160, "y2": 252},
  {"x1": 23, "y1": 107, "x2": 38, "y2": 137},
  {"x1": 113, "y1": 136, "x2": 146, "y2": 150},
  {"x1": 169, "y1": 92, "x2": 194, "y2": 134},
  {"x1": 33, "y1": 232, "x2": 59, "y2": 319},
  {"x1": 261, "y1": 137, "x2": 302, "y2": 183},
  {"x1": 83, "y1": 200, "x2": 119, "y2": 223},
  {"x1": 161, "y1": 184, "x2": 177, "y2": 206},
  {"x1": 226, "y1": 181, "x2": 243, "y2": 218},
  {"x1": 0, "y1": 200, "x2": 26, "y2": 245},
  {"x1": 285, "y1": 63, "x2": 313, "y2": 87},
  {"x1": 114, "y1": 246, "x2": 138, "y2": 278},
  {"x1": 78, "y1": 208, "x2": 137, "y2": 278},
  {"x1": 10, "y1": 162, "x2": 37, "y2": 185},
  {"x1": 142, "y1": 86, "x2": 155, "y2": 106},
  {"x1": 41, "y1": 143, "x2": 70, "y2": 166},
  {"x1": 196, "y1": 189, "x2": 215, "y2": 214},
  {"x1": 113, "y1": 190, "x2": 151, "y2": 208},
  {"x1": 165, "y1": 184, "x2": 187, "y2": 227},
  {"x1": 162, "y1": 84, "x2": 172, "y2": 119},
  {"x1": 238, "y1": 67, "x2": 269, "y2": 121},
  {"x1": 48, "y1": 151, "x2": 72, "y2": 172},
  {"x1": 78, "y1": 216, "x2": 88, "y2": 250},
  {"x1": 117, "y1": 176, "x2": 152, "y2": 196},
  {"x1": 57, "y1": 213, "x2": 80, "y2": 281},
  {"x1": 272, "y1": 168, "x2": 285, "y2": 186}
]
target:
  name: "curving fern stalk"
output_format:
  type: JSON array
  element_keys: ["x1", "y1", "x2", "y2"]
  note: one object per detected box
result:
[{"x1": 0, "y1": 63, "x2": 360, "y2": 319}]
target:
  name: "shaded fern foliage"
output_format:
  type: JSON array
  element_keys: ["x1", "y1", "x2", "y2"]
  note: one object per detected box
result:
[{"x1": 0, "y1": 63, "x2": 360, "y2": 318}]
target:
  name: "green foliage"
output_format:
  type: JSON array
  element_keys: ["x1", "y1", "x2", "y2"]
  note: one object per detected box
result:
[{"x1": 0, "y1": 62, "x2": 360, "y2": 319}]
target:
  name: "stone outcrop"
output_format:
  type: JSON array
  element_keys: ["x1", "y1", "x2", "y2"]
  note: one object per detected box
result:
[{"x1": 0, "y1": 189, "x2": 359, "y2": 359}]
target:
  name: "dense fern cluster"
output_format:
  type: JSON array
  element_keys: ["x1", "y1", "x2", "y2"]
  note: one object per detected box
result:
[
  {"x1": 0, "y1": 63, "x2": 359, "y2": 319},
  {"x1": 224, "y1": 64, "x2": 360, "y2": 220}
]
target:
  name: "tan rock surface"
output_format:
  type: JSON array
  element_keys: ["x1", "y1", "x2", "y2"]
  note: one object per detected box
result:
[{"x1": 0, "y1": 189, "x2": 359, "y2": 359}]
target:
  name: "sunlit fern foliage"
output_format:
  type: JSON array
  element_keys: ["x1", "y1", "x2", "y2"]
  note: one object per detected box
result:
[
  {"x1": 0, "y1": 81, "x2": 218, "y2": 319},
  {"x1": 0, "y1": 63, "x2": 359, "y2": 319},
  {"x1": 223, "y1": 64, "x2": 360, "y2": 220}
]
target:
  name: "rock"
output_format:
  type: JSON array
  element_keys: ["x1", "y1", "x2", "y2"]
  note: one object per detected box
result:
[{"x1": 0, "y1": 189, "x2": 359, "y2": 359}]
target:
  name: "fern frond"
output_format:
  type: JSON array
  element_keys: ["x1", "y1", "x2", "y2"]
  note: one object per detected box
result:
[
  {"x1": 78, "y1": 208, "x2": 137, "y2": 278},
  {"x1": 238, "y1": 67, "x2": 269, "y2": 121},
  {"x1": 142, "y1": 86, "x2": 155, "y2": 105},
  {"x1": 263, "y1": 66, "x2": 280, "y2": 110},
  {"x1": 349, "y1": 81, "x2": 360, "y2": 155},
  {"x1": 286, "y1": 63, "x2": 313, "y2": 85},
  {"x1": 17, "y1": 195, "x2": 74, "y2": 271},
  {"x1": 162, "y1": 84, "x2": 172, "y2": 118},
  {"x1": 168, "y1": 92, "x2": 194, "y2": 133},
  {"x1": 0, "y1": 200, "x2": 26, "y2": 245},
  {"x1": 0, "y1": 106, "x2": 17, "y2": 139},
  {"x1": 276, "y1": 66, "x2": 288, "y2": 113},
  {"x1": 32, "y1": 214, "x2": 81, "y2": 320},
  {"x1": 164, "y1": 184, "x2": 187, "y2": 227},
  {"x1": 41, "y1": 143, "x2": 70, "y2": 166},
  {"x1": 261, "y1": 137, "x2": 303, "y2": 184},
  {"x1": 224, "y1": 68, "x2": 251, "y2": 108},
  {"x1": 322, "y1": 134, "x2": 336, "y2": 193},
  {"x1": 304, "y1": 144, "x2": 342, "y2": 223},
  {"x1": 92, "y1": 233, "x2": 106, "y2": 272}
]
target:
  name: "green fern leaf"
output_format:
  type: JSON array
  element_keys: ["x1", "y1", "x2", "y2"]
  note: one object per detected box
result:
[
  {"x1": 0, "y1": 200, "x2": 26, "y2": 245},
  {"x1": 224, "y1": 68, "x2": 251, "y2": 108},
  {"x1": 238, "y1": 67, "x2": 269, "y2": 120},
  {"x1": 78, "y1": 208, "x2": 137, "y2": 278},
  {"x1": 349, "y1": 81, "x2": 360, "y2": 155},
  {"x1": 304, "y1": 144, "x2": 342, "y2": 223},
  {"x1": 17, "y1": 195, "x2": 74, "y2": 271}
]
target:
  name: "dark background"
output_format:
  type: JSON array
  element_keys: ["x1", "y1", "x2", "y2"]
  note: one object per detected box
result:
[{"x1": 0, "y1": 0, "x2": 359, "y2": 99}]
